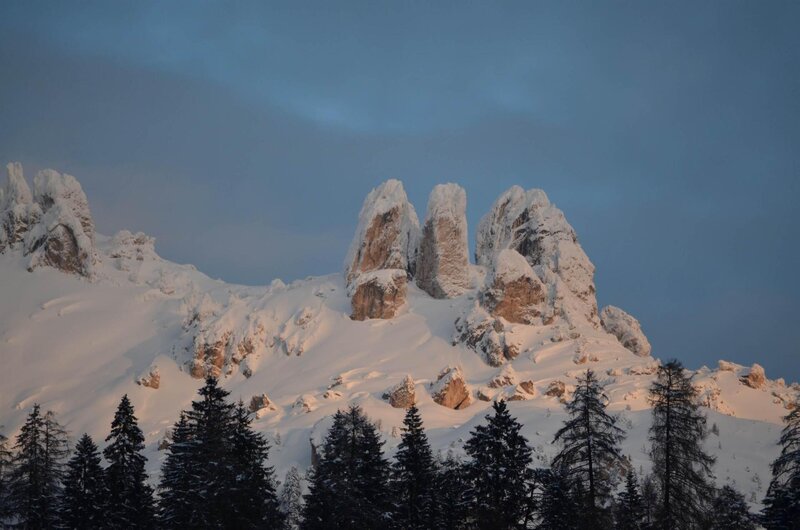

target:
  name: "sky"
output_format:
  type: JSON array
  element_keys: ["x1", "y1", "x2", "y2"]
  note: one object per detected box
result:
[{"x1": 0, "y1": 1, "x2": 798, "y2": 382}]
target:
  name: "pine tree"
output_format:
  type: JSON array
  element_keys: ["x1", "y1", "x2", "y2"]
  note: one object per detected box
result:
[
  {"x1": 158, "y1": 412, "x2": 197, "y2": 528},
  {"x1": 59, "y1": 433, "x2": 107, "y2": 529},
  {"x1": 103, "y1": 394, "x2": 155, "y2": 529},
  {"x1": 0, "y1": 427, "x2": 11, "y2": 522},
  {"x1": 709, "y1": 485, "x2": 755, "y2": 530},
  {"x1": 228, "y1": 400, "x2": 283, "y2": 528},
  {"x1": 552, "y1": 369, "x2": 625, "y2": 525},
  {"x1": 533, "y1": 467, "x2": 578, "y2": 530},
  {"x1": 302, "y1": 405, "x2": 392, "y2": 529},
  {"x1": 432, "y1": 451, "x2": 471, "y2": 530},
  {"x1": 614, "y1": 469, "x2": 645, "y2": 530},
  {"x1": 762, "y1": 402, "x2": 800, "y2": 529},
  {"x1": 279, "y1": 466, "x2": 303, "y2": 530},
  {"x1": 464, "y1": 399, "x2": 533, "y2": 529},
  {"x1": 648, "y1": 360, "x2": 716, "y2": 529},
  {"x1": 8, "y1": 404, "x2": 69, "y2": 529},
  {"x1": 392, "y1": 404, "x2": 437, "y2": 529},
  {"x1": 640, "y1": 473, "x2": 659, "y2": 529}
]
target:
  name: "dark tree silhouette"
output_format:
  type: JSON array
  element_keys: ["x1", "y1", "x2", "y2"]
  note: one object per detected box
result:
[
  {"x1": 762, "y1": 401, "x2": 800, "y2": 529},
  {"x1": 59, "y1": 433, "x2": 107, "y2": 529},
  {"x1": 392, "y1": 404, "x2": 437, "y2": 529}
]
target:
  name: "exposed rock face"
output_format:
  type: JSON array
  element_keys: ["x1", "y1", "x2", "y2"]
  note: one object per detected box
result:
[
  {"x1": 25, "y1": 169, "x2": 97, "y2": 277},
  {"x1": 0, "y1": 163, "x2": 40, "y2": 252},
  {"x1": 488, "y1": 365, "x2": 517, "y2": 388},
  {"x1": 454, "y1": 304, "x2": 519, "y2": 366},
  {"x1": 416, "y1": 184, "x2": 470, "y2": 298},
  {"x1": 476, "y1": 186, "x2": 597, "y2": 326},
  {"x1": 249, "y1": 393, "x2": 276, "y2": 413},
  {"x1": 481, "y1": 249, "x2": 546, "y2": 324},
  {"x1": 345, "y1": 180, "x2": 419, "y2": 320},
  {"x1": 430, "y1": 366, "x2": 472, "y2": 409},
  {"x1": 545, "y1": 380, "x2": 566, "y2": 398},
  {"x1": 383, "y1": 375, "x2": 416, "y2": 408},
  {"x1": 741, "y1": 363, "x2": 767, "y2": 389},
  {"x1": 349, "y1": 270, "x2": 407, "y2": 320},
  {"x1": 136, "y1": 365, "x2": 160, "y2": 389},
  {"x1": 600, "y1": 305, "x2": 652, "y2": 357}
]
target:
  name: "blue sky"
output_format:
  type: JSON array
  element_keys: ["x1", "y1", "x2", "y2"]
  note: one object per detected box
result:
[{"x1": 1, "y1": 1, "x2": 798, "y2": 381}]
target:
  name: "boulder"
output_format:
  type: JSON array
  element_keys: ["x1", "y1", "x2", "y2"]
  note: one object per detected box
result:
[
  {"x1": 0, "y1": 163, "x2": 40, "y2": 252},
  {"x1": 545, "y1": 380, "x2": 566, "y2": 398},
  {"x1": 383, "y1": 375, "x2": 416, "y2": 408},
  {"x1": 249, "y1": 393, "x2": 274, "y2": 413},
  {"x1": 24, "y1": 169, "x2": 96, "y2": 277},
  {"x1": 344, "y1": 179, "x2": 419, "y2": 286},
  {"x1": 349, "y1": 269, "x2": 407, "y2": 320},
  {"x1": 416, "y1": 184, "x2": 470, "y2": 298},
  {"x1": 741, "y1": 363, "x2": 767, "y2": 389},
  {"x1": 600, "y1": 305, "x2": 652, "y2": 357},
  {"x1": 488, "y1": 365, "x2": 518, "y2": 388},
  {"x1": 480, "y1": 249, "x2": 546, "y2": 324},
  {"x1": 136, "y1": 365, "x2": 160, "y2": 389},
  {"x1": 476, "y1": 186, "x2": 597, "y2": 325},
  {"x1": 430, "y1": 366, "x2": 472, "y2": 410}
]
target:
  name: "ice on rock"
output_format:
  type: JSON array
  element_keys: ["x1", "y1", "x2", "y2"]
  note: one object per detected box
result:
[
  {"x1": 0, "y1": 163, "x2": 41, "y2": 252},
  {"x1": 416, "y1": 183, "x2": 470, "y2": 298},
  {"x1": 600, "y1": 305, "x2": 652, "y2": 357}
]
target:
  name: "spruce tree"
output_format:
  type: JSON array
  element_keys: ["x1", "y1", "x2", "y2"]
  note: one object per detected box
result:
[
  {"x1": 279, "y1": 466, "x2": 303, "y2": 530},
  {"x1": 710, "y1": 485, "x2": 755, "y2": 530},
  {"x1": 392, "y1": 404, "x2": 437, "y2": 529},
  {"x1": 432, "y1": 452, "x2": 471, "y2": 530},
  {"x1": 648, "y1": 360, "x2": 716, "y2": 529},
  {"x1": 762, "y1": 401, "x2": 800, "y2": 529},
  {"x1": 640, "y1": 473, "x2": 660, "y2": 529},
  {"x1": 302, "y1": 405, "x2": 392, "y2": 529},
  {"x1": 228, "y1": 400, "x2": 283, "y2": 528},
  {"x1": 8, "y1": 404, "x2": 69, "y2": 529},
  {"x1": 552, "y1": 369, "x2": 625, "y2": 525},
  {"x1": 614, "y1": 469, "x2": 645, "y2": 530},
  {"x1": 158, "y1": 412, "x2": 197, "y2": 528},
  {"x1": 103, "y1": 394, "x2": 155, "y2": 529},
  {"x1": 59, "y1": 433, "x2": 107, "y2": 529},
  {"x1": 464, "y1": 399, "x2": 533, "y2": 529},
  {"x1": 533, "y1": 467, "x2": 578, "y2": 530},
  {"x1": 0, "y1": 427, "x2": 11, "y2": 522}
]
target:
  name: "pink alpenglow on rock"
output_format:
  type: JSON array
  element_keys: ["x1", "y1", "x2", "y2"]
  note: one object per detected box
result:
[
  {"x1": 430, "y1": 366, "x2": 472, "y2": 410},
  {"x1": 416, "y1": 183, "x2": 470, "y2": 298},
  {"x1": 481, "y1": 249, "x2": 546, "y2": 324},
  {"x1": 600, "y1": 305, "x2": 652, "y2": 357},
  {"x1": 349, "y1": 269, "x2": 408, "y2": 320}
]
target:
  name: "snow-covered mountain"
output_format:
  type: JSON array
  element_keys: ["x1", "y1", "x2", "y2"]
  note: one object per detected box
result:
[{"x1": 0, "y1": 162, "x2": 796, "y2": 505}]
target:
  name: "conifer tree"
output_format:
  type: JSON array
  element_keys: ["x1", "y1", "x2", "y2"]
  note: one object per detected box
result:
[
  {"x1": 279, "y1": 466, "x2": 303, "y2": 530},
  {"x1": 432, "y1": 452, "x2": 471, "y2": 530},
  {"x1": 640, "y1": 473, "x2": 660, "y2": 529},
  {"x1": 614, "y1": 469, "x2": 645, "y2": 530},
  {"x1": 710, "y1": 485, "x2": 755, "y2": 530},
  {"x1": 228, "y1": 400, "x2": 283, "y2": 527},
  {"x1": 762, "y1": 401, "x2": 800, "y2": 529},
  {"x1": 302, "y1": 405, "x2": 392, "y2": 529},
  {"x1": 103, "y1": 394, "x2": 155, "y2": 529},
  {"x1": 648, "y1": 360, "x2": 716, "y2": 529},
  {"x1": 464, "y1": 399, "x2": 533, "y2": 529},
  {"x1": 552, "y1": 369, "x2": 625, "y2": 524},
  {"x1": 0, "y1": 427, "x2": 11, "y2": 521},
  {"x1": 392, "y1": 404, "x2": 437, "y2": 529},
  {"x1": 157, "y1": 412, "x2": 196, "y2": 528},
  {"x1": 533, "y1": 467, "x2": 578, "y2": 530},
  {"x1": 59, "y1": 433, "x2": 107, "y2": 529},
  {"x1": 8, "y1": 404, "x2": 69, "y2": 529}
]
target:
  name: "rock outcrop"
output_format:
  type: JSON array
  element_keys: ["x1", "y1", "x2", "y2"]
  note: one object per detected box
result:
[
  {"x1": 415, "y1": 183, "x2": 470, "y2": 298},
  {"x1": 475, "y1": 186, "x2": 597, "y2": 326},
  {"x1": 25, "y1": 169, "x2": 97, "y2": 277},
  {"x1": 600, "y1": 305, "x2": 652, "y2": 357},
  {"x1": 349, "y1": 269, "x2": 407, "y2": 320},
  {"x1": 345, "y1": 180, "x2": 419, "y2": 319},
  {"x1": 741, "y1": 363, "x2": 767, "y2": 389},
  {"x1": 383, "y1": 375, "x2": 416, "y2": 408},
  {"x1": 480, "y1": 249, "x2": 546, "y2": 324},
  {"x1": 136, "y1": 365, "x2": 161, "y2": 389},
  {"x1": 454, "y1": 304, "x2": 520, "y2": 366},
  {"x1": 430, "y1": 366, "x2": 472, "y2": 409},
  {"x1": 0, "y1": 163, "x2": 40, "y2": 252}
]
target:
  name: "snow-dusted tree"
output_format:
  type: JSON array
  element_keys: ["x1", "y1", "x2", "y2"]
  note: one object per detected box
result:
[
  {"x1": 59, "y1": 433, "x2": 107, "y2": 528},
  {"x1": 709, "y1": 485, "x2": 755, "y2": 530},
  {"x1": 0, "y1": 427, "x2": 11, "y2": 521},
  {"x1": 8, "y1": 404, "x2": 69, "y2": 528},
  {"x1": 158, "y1": 412, "x2": 196, "y2": 528},
  {"x1": 432, "y1": 451, "x2": 471, "y2": 530},
  {"x1": 614, "y1": 469, "x2": 645, "y2": 530},
  {"x1": 228, "y1": 400, "x2": 283, "y2": 527},
  {"x1": 302, "y1": 405, "x2": 392, "y2": 529},
  {"x1": 392, "y1": 404, "x2": 437, "y2": 529},
  {"x1": 648, "y1": 360, "x2": 716, "y2": 529},
  {"x1": 103, "y1": 394, "x2": 155, "y2": 529},
  {"x1": 762, "y1": 402, "x2": 800, "y2": 529},
  {"x1": 552, "y1": 369, "x2": 625, "y2": 524},
  {"x1": 279, "y1": 466, "x2": 303, "y2": 530},
  {"x1": 464, "y1": 399, "x2": 533, "y2": 529},
  {"x1": 640, "y1": 473, "x2": 659, "y2": 529},
  {"x1": 533, "y1": 467, "x2": 578, "y2": 530}
]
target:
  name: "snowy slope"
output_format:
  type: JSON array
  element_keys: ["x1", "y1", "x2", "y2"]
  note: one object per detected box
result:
[{"x1": 0, "y1": 179, "x2": 797, "y2": 509}]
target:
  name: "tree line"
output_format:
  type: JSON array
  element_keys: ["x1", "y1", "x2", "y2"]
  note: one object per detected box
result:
[{"x1": 0, "y1": 359, "x2": 797, "y2": 529}]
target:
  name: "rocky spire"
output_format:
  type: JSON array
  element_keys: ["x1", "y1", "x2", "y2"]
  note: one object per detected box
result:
[
  {"x1": 0, "y1": 163, "x2": 40, "y2": 252},
  {"x1": 416, "y1": 183, "x2": 470, "y2": 298}
]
